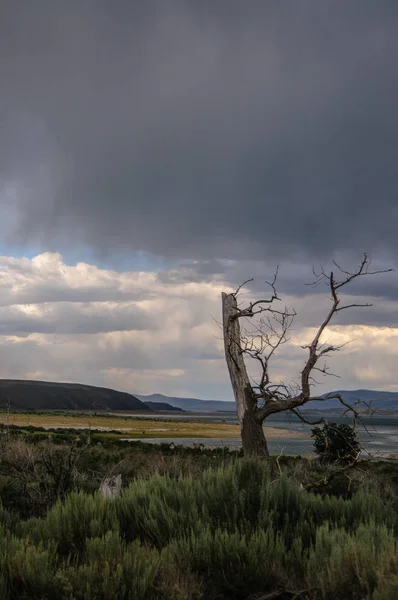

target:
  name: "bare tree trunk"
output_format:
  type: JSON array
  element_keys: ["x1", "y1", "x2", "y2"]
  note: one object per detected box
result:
[
  {"x1": 222, "y1": 292, "x2": 269, "y2": 457},
  {"x1": 241, "y1": 411, "x2": 269, "y2": 457}
]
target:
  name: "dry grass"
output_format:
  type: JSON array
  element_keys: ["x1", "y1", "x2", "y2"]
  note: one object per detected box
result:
[{"x1": 0, "y1": 412, "x2": 308, "y2": 440}]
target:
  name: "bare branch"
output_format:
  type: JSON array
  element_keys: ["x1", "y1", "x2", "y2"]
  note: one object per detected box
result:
[
  {"x1": 298, "y1": 254, "x2": 394, "y2": 402},
  {"x1": 290, "y1": 408, "x2": 326, "y2": 426},
  {"x1": 221, "y1": 254, "x2": 394, "y2": 456},
  {"x1": 231, "y1": 267, "x2": 292, "y2": 322},
  {"x1": 304, "y1": 451, "x2": 361, "y2": 491},
  {"x1": 232, "y1": 278, "x2": 254, "y2": 298},
  {"x1": 335, "y1": 302, "x2": 372, "y2": 312}
]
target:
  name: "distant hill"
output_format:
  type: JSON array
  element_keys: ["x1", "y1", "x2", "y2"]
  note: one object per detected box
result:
[
  {"x1": 312, "y1": 390, "x2": 398, "y2": 412},
  {"x1": 136, "y1": 393, "x2": 236, "y2": 413},
  {"x1": 144, "y1": 401, "x2": 184, "y2": 412},
  {"x1": 3, "y1": 380, "x2": 397, "y2": 415},
  {"x1": 136, "y1": 390, "x2": 398, "y2": 414},
  {"x1": 0, "y1": 379, "x2": 151, "y2": 412}
]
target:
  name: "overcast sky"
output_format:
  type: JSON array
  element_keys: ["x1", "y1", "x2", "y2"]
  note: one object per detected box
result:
[{"x1": 0, "y1": 1, "x2": 398, "y2": 399}]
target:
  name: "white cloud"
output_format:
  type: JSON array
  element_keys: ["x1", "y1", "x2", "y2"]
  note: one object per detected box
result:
[
  {"x1": 0, "y1": 251, "x2": 397, "y2": 398},
  {"x1": 0, "y1": 252, "x2": 232, "y2": 396}
]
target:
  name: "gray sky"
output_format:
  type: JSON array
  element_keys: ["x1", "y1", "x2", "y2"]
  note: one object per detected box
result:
[{"x1": 0, "y1": 1, "x2": 397, "y2": 398}]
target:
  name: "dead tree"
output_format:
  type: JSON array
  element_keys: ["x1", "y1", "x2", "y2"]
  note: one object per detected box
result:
[{"x1": 222, "y1": 254, "x2": 393, "y2": 457}]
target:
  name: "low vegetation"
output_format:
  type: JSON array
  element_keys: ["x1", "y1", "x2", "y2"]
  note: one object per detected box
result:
[
  {"x1": 1, "y1": 426, "x2": 398, "y2": 598},
  {"x1": 0, "y1": 409, "x2": 307, "y2": 440}
]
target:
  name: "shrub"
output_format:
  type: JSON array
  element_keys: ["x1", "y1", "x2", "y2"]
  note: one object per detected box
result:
[
  {"x1": 312, "y1": 422, "x2": 361, "y2": 464},
  {"x1": 1, "y1": 452, "x2": 398, "y2": 598},
  {"x1": 305, "y1": 522, "x2": 396, "y2": 599},
  {"x1": 62, "y1": 531, "x2": 161, "y2": 600},
  {"x1": 164, "y1": 527, "x2": 285, "y2": 599},
  {"x1": 22, "y1": 491, "x2": 119, "y2": 557}
]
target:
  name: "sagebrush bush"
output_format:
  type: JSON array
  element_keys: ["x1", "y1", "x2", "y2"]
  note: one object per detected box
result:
[
  {"x1": 62, "y1": 532, "x2": 161, "y2": 600},
  {"x1": 22, "y1": 491, "x2": 119, "y2": 557},
  {"x1": 164, "y1": 526, "x2": 286, "y2": 598},
  {"x1": 305, "y1": 522, "x2": 396, "y2": 598},
  {"x1": 0, "y1": 435, "x2": 238, "y2": 517},
  {"x1": 1, "y1": 455, "x2": 398, "y2": 598}
]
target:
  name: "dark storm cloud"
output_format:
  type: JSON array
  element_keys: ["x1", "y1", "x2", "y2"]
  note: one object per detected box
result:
[
  {"x1": 1, "y1": 0, "x2": 398, "y2": 263},
  {"x1": 160, "y1": 255, "x2": 398, "y2": 303}
]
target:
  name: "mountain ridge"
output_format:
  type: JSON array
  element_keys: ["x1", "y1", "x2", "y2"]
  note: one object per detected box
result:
[
  {"x1": 0, "y1": 379, "x2": 151, "y2": 412},
  {"x1": 144, "y1": 401, "x2": 184, "y2": 412},
  {"x1": 135, "y1": 393, "x2": 237, "y2": 412},
  {"x1": 2, "y1": 380, "x2": 398, "y2": 414},
  {"x1": 136, "y1": 390, "x2": 398, "y2": 414}
]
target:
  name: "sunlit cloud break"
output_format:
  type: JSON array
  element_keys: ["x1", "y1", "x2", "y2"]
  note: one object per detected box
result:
[{"x1": 0, "y1": 252, "x2": 397, "y2": 398}]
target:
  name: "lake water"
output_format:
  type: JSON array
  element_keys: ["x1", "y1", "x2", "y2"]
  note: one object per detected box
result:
[{"x1": 124, "y1": 413, "x2": 398, "y2": 458}]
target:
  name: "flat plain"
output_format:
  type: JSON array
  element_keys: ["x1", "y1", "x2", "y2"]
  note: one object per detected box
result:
[{"x1": 0, "y1": 411, "x2": 309, "y2": 440}]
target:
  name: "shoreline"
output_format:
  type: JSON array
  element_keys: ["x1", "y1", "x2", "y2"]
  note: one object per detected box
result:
[{"x1": 0, "y1": 413, "x2": 309, "y2": 440}]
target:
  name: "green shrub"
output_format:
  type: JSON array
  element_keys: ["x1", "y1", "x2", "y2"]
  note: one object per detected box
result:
[
  {"x1": 0, "y1": 525, "x2": 69, "y2": 600},
  {"x1": 373, "y1": 577, "x2": 398, "y2": 600},
  {"x1": 116, "y1": 459, "x2": 274, "y2": 546},
  {"x1": 312, "y1": 422, "x2": 360, "y2": 464},
  {"x1": 62, "y1": 531, "x2": 161, "y2": 600},
  {"x1": 1, "y1": 455, "x2": 398, "y2": 598},
  {"x1": 23, "y1": 491, "x2": 119, "y2": 557},
  {"x1": 164, "y1": 527, "x2": 285, "y2": 599},
  {"x1": 306, "y1": 522, "x2": 396, "y2": 599}
]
